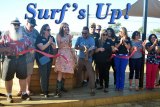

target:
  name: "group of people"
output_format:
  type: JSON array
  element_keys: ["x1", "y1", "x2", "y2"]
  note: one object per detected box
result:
[{"x1": 0, "y1": 18, "x2": 160, "y2": 104}]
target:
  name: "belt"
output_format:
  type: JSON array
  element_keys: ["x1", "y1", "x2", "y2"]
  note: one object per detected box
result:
[
  {"x1": 7, "y1": 54, "x2": 25, "y2": 59},
  {"x1": 117, "y1": 54, "x2": 128, "y2": 56}
]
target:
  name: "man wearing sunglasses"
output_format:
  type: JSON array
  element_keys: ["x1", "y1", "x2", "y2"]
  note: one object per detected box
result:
[
  {"x1": 89, "y1": 23, "x2": 100, "y2": 88},
  {"x1": 17, "y1": 18, "x2": 39, "y2": 96},
  {"x1": 1, "y1": 18, "x2": 31, "y2": 103},
  {"x1": 75, "y1": 26, "x2": 96, "y2": 96}
]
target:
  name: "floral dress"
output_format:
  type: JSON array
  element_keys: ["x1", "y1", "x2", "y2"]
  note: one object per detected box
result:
[{"x1": 55, "y1": 35, "x2": 74, "y2": 74}]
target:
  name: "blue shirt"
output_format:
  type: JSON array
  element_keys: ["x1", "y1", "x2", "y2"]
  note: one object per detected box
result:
[{"x1": 75, "y1": 36, "x2": 95, "y2": 62}]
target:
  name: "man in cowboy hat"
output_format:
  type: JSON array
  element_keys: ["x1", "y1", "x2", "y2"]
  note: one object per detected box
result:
[{"x1": 1, "y1": 18, "x2": 31, "y2": 103}]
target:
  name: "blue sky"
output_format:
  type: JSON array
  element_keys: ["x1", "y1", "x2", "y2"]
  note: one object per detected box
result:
[{"x1": 1, "y1": 0, "x2": 160, "y2": 34}]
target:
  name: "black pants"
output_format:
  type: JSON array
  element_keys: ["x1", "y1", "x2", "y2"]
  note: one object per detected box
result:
[
  {"x1": 110, "y1": 58, "x2": 116, "y2": 84},
  {"x1": 96, "y1": 62, "x2": 111, "y2": 88},
  {"x1": 129, "y1": 58, "x2": 142, "y2": 79}
]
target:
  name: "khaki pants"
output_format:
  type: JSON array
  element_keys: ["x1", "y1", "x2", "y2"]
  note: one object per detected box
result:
[{"x1": 76, "y1": 58, "x2": 95, "y2": 89}]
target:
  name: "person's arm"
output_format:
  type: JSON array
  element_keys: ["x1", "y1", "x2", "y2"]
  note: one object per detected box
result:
[
  {"x1": 37, "y1": 37, "x2": 52, "y2": 51},
  {"x1": 50, "y1": 36, "x2": 56, "y2": 49},
  {"x1": 74, "y1": 37, "x2": 84, "y2": 51}
]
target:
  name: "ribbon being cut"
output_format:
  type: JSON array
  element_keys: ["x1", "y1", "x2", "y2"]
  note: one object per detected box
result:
[{"x1": 18, "y1": 48, "x2": 68, "y2": 63}]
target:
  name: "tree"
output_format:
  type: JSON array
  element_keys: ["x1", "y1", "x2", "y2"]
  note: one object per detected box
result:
[
  {"x1": 150, "y1": 28, "x2": 160, "y2": 34},
  {"x1": 138, "y1": 27, "x2": 143, "y2": 33},
  {"x1": 108, "y1": 22, "x2": 121, "y2": 34}
]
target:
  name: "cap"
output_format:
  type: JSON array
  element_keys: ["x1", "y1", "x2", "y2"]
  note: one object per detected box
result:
[
  {"x1": 11, "y1": 18, "x2": 21, "y2": 24},
  {"x1": 90, "y1": 23, "x2": 96, "y2": 28},
  {"x1": 27, "y1": 18, "x2": 37, "y2": 26},
  {"x1": 96, "y1": 25, "x2": 101, "y2": 30}
]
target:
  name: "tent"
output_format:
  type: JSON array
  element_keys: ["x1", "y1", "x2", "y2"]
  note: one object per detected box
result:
[{"x1": 122, "y1": 0, "x2": 160, "y2": 18}]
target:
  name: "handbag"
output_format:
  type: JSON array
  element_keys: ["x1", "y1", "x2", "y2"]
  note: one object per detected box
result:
[
  {"x1": 38, "y1": 46, "x2": 51, "y2": 65},
  {"x1": 39, "y1": 56, "x2": 50, "y2": 65}
]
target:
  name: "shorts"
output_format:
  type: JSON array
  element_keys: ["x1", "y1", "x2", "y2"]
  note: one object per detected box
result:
[{"x1": 2, "y1": 55, "x2": 27, "y2": 81}]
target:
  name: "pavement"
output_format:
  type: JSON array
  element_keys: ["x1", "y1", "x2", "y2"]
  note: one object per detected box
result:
[{"x1": 0, "y1": 68, "x2": 160, "y2": 107}]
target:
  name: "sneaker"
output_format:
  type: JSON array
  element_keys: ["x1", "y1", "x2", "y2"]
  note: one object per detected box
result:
[
  {"x1": 0, "y1": 93, "x2": 6, "y2": 97},
  {"x1": 17, "y1": 91, "x2": 22, "y2": 96},
  {"x1": 7, "y1": 95, "x2": 13, "y2": 103},
  {"x1": 21, "y1": 94, "x2": 31, "y2": 101},
  {"x1": 44, "y1": 94, "x2": 49, "y2": 98}
]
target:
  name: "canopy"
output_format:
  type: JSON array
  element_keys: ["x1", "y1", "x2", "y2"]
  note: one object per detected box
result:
[{"x1": 122, "y1": 0, "x2": 160, "y2": 18}]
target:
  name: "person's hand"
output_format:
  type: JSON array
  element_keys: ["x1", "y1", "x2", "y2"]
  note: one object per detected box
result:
[
  {"x1": 99, "y1": 48, "x2": 105, "y2": 52},
  {"x1": 120, "y1": 38, "x2": 123, "y2": 44},
  {"x1": 142, "y1": 40, "x2": 146, "y2": 47},
  {"x1": 48, "y1": 37, "x2": 53, "y2": 44},
  {"x1": 153, "y1": 39, "x2": 158, "y2": 45}
]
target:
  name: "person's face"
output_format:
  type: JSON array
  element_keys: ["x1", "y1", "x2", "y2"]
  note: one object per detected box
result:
[
  {"x1": 135, "y1": 33, "x2": 140, "y2": 40},
  {"x1": 96, "y1": 29, "x2": 101, "y2": 33},
  {"x1": 44, "y1": 26, "x2": 51, "y2": 36},
  {"x1": 27, "y1": 22, "x2": 35, "y2": 31},
  {"x1": 63, "y1": 25, "x2": 69, "y2": 34},
  {"x1": 102, "y1": 32, "x2": 108, "y2": 40},
  {"x1": 119, "y1": 28, "x2": 125, "y2": 37},
  {"x1": 150, "y1": 35, "x2": 157, "y2": 43},
  {"x1": 107, "y1": 30, "x2": 112, "y2": 37},
  {"x1": 90, "y1": 26, "x2": 96, "y2": 33},
  {"x1": 13, "y1": 24, "x2": 20, "y2": 32},
  {"x1": 82, "y1": 30, "x2": 89, "y2": 38}
]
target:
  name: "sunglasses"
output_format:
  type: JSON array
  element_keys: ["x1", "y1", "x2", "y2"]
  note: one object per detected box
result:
[
  {"x1": 13, "y1": 24, "x2": 20, "y2": 26},
  {"x1": 103, "y1": 34, "x2": 108, "y2": 36},
  {"x1": 46, "y1": 29, "x2": 51, "y2": 32},
  {"x1": 82, "y1": 32, "x2": 87, "y2": 35},
  {"x1": 91, "y1": 27, "x2": 95, "y2": 28}
]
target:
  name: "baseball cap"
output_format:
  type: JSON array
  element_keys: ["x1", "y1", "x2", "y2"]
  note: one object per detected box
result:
[{"x1": 27, "y1": 18, "x2": 37, "y2": 26}]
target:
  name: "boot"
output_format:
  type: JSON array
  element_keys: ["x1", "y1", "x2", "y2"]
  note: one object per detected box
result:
[
  {"x1": 135, "y1": 79, "x2": 139, "y2": 91},
  {"x1": 61, "y1": 78, "x2": 68, "y2": 92},
  {"x1": 129, "y1": 79, "x2": 132, "y2": 90},
  {"x1": 54, "y1": 80, "x2": 62, "y2": 98}
]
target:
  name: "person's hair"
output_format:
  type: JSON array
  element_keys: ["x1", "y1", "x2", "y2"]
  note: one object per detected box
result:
[
  {"x1": 0, "y1": 31, "x2": 1, "y2": 36},
  {"x1": 106, "y1": 28, "x2": 116, "y2": 39},
  {"x1": 132, "y1": 31, "x2": 140, "y2": 39},
  {"x1": 99, "y1": 29, "x2": 107, "y2": 45},
  {"x1": 120, "y1": 27, "x2": 128, "y2": 38},
  {"x1": 59, "y1": 22, "x2": 69, "y2": 37},
  {"x1": 148, "y1": 34, "x2": 157, "y2": 43},
  {"x1": 82, "y1": 26, "x2": 89, "y2": 32},
  {"x1": 40, "y1": 24, "x2": 49, "y2": 36}
]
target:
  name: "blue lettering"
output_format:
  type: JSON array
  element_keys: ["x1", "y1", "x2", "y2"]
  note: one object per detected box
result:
[
  {"x1": 78, "y1": 9, "x2": 86, "y2": 19},
  {"x1": 24, "y1": 3, "x2": 37, "y2": 19},
  {"x1": 108, "y1": 9, "x2": 122, "y2": 24},
  {"x1": 96, "y1": 3, "x2": 111, "y2": 19},
  {"x1": 38, "y1": 9, "x2": 50, "y2": 19},
  {"x1": 55, "y1": 3, "x2": 71, "y2": 24}
]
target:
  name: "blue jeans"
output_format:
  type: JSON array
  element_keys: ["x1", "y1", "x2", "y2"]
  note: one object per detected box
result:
[{"x1": 114, "y1": 55, "x2": 128, "y2": 90}]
